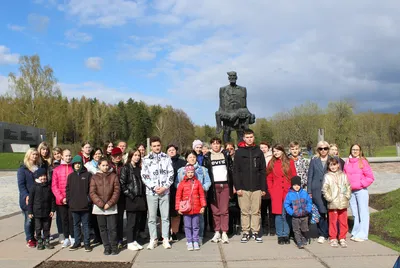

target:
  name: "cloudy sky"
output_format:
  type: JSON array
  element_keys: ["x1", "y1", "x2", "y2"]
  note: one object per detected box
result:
[{"x1": 0, "y1": 0, "x2": 399, "y2": 125}]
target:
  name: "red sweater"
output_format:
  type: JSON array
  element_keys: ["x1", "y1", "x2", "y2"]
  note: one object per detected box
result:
[
  {"x1": 267, "y1": 159, "x2": 297, "y2": 214},
  {"x1": 175, "y1": 176, "x2": 206, "y2": 215}
]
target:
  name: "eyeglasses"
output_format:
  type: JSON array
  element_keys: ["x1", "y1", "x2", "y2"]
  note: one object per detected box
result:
[{"x1": 318, "y1": 147, "x2": 329, "y2": 151}]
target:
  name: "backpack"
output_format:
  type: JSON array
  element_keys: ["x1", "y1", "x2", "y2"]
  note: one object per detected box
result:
[{"x1": 310, "y1": 203, "x2": 320, "y2": 224}]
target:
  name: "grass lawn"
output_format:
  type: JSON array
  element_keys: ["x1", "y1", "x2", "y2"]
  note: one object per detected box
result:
[
  {"x1": 374, "y1": 145, "x2": 397, "y2": 157},
  {"x1": 369, "y1": 188, "x2": 400, "y2": 252},
  {"x1": 0, "y1": 153, "x2": 24, "y2": 170}
]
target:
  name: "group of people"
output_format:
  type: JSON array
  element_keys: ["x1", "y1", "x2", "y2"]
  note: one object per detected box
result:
[{"x1": 17, "y1": 129, "x2": 375, "y2": 255}]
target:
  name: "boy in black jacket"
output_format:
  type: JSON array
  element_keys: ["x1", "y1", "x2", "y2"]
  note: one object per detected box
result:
[
  {"x1": 28, "y1": 168, "x2": 56, "y2": 250},
  {"x1": 233, "y1": 129, "x2": 266, "y2": 243},
  {"x1": 66, "y1": 155, "x2": 92, "y2": 252}
]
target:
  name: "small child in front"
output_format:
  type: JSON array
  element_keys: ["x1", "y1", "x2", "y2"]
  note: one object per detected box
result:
[
  {"x1": 284, "y1": 176, "x2": 312, "y2": 249},
  {"x1": 28, "y1": 168, "x2": 56, "y2": 250},
  {"x1": 322, "y1": 157, "x2": 351, "y2": 248},
  {"x1": 176, "y1": 165, "x2": 206, "y2": 251}
]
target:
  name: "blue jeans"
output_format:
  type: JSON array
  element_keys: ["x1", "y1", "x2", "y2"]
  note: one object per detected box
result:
[
  {"x1": 22, "y1": 210, "x2": 35, "y2": 241},
  {"x1": 350, "y1": 189, "x2": 370, "y2": 240},
  {"x1": 72, "y1": 211, "x2": 90, "y2": 245},
  {"x1": 275, "y1": 206, "x2": 289, "y2": 237},
  {"x1": 146, "y1": 194, "x2": 170, "y2": 241}
]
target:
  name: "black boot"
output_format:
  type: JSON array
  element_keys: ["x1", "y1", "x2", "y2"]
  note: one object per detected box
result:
[
  {"x1": 284, "y1": 237, "x2": 290, "y2": 244},
  {"x1": 278, "y1": 237, "x2": 284, "y2": 245},
  {"x1": 37, "y1": 239, "x2": 45, "y2": 250},
  {"x1": 45, "y1": 239, "x2": 54, "y2": 249}
]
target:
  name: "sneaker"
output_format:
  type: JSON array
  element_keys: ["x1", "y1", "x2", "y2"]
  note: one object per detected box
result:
[
  {"x1": 352, "y1": 237, "x2": 366, "y2": 242},
  {"x1": 170, "y1": 233, "x2": 178, "y2": 242},
  {"x1": 58, "y1": 234, "x2": 65, "y2": 244},
  {"x1": 45, "y1": 239, "x2": 54, "y2": 249},
  {"x1": 163, "y1": 240, "x2": 172, "y2": 249},
  {"x1": 103, "y1": 248, "x2": 111, "y2": 255},
  {"x1": 339, "y1": 239, "x2": 348, "y2": 248},
  {"x1": 70, "y1": 237, "x2": 75, "y2": 246},
  {"x1": 37, "y1": 239, "x2": 45, "y2": 250},
  {"x1": 84, "y1": 245, "x2": 92, "y2": 252},
  {"x1": 187, "y1": 242, "x2": 194, "y2": 251},
  {"x1": 111, "y1": 249, "x2": 119, "y2": 255},
  {"x1": 128, "y1": 242, "x2": 139, "y2": 251},
  {"x1": 330, "y1": 239, "x2": 339, "y2": 248},
  {"x1": 27, "y1": 240, "x2": 36, "y2": 248},
  {"x1": 241, "y1": 233, "x2": 250, "y2": 243},
  {"x1": 221, "y1": 232, "x2": 229, "y2": 244},
  {"x1": 117, "y1": 240, "x2": 124, "y2": 249},
  {"x1": 193, "y1": 242, "x2": 200, "y2": 250},
  {"x1": 62, "y1": 238, "x2": 71, "y2": 248},
  {"x1": 278, "y1": 237, "x2": 285, "y2": 245},
  {"x1": 147, "y1": 239, "x2": 157, "y2": 250},
  {"x1": 32, "y1": 238, "x2": 38, "y2": 246},
  {"x1": 255, "y1": 235, "x2": 263, "y2": 243},
  {"x1": 91, "y1": 238, "x2": 101, "y2": 246},
  {"x1": 69, "y1": 243, "x2": 81, "y2": 251},
  {"x1": 297, "y1": 243, "x2": 304, "y2": 249},
  {"x1": 211, "y1": 232, "x2": 221, "y2": 243},
  {"x1": 317, "y1": 236, "x2": 326, "y2": 244},
  {"x1": 133, "y1": 241, "x2": 143, "y2": 250}
]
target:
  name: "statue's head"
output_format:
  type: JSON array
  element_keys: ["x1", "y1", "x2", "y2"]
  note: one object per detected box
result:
[{"x1": 227, "y1": 71, "x2": 237, "y2": 84}]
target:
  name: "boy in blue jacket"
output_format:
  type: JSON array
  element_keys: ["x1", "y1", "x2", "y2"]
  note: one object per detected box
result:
[{"x1": 284, "y1": 176, "x2": 312, "y2": 249}]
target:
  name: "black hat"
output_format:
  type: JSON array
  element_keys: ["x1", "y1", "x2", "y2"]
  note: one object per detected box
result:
[
  {"x1": 33, "y1": 168, "x2": 47, "y2": 179},
  {"x1": 291, "y1": 176, "x2": 301, "y2": 187}
]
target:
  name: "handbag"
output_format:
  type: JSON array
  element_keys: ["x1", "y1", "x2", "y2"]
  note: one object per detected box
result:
[
  {"x1": 310, "y1": 203, "x2": 321, "y2": 224},
  {"x1": 179, "y1": 181, "x2": 195, "y2": 213}
]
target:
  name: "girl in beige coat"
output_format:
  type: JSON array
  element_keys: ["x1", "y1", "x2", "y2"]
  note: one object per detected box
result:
[{"x1": 322, "y1": 157, "x2": 351, "y2": 248}]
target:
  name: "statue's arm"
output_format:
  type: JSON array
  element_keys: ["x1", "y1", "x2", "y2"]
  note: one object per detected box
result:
[
  {"x1": 243, "y1": 87, "x2": 248, "y2": 108},
  {"x1": 219, "y1": 87, "x2": 225, "y2": 112}
]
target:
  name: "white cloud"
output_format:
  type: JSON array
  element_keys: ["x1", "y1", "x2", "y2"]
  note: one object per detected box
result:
[
  {"x1": 59, "y1": 81, "x2": 167, "y2": 105},
  {"x1": 65, "y1": 29, "x2": 92, "y2": 43},
  {"x1": 7, "y1": 24, "x2": 25, "y2": 32},
  {"x1": 60, "y1": 0, "x2": 145, "y2": 27},
  {"x1": 85, "y1": 57, "x2": 103, "y2": 71},
  {"x1": 0, "y1": 75, "x2": 9, "y2": 95},
  {"x1": 27, "y1": 13, "x2": 50, "y2": 32},
  {"x1": 0, "y1": 46, "x2": 19, "y2": 65}
]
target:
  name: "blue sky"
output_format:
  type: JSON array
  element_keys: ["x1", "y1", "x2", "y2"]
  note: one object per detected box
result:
[{"x1": 1, "y1": 0, "x2": 400, "y2": 126}]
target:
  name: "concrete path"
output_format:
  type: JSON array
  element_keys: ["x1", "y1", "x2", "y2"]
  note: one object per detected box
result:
[{"x1": 0, "y1": 214, "x2": 398, "y2": 268}]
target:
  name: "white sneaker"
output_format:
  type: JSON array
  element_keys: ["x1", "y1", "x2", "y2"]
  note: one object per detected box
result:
[
  {"x1": 127, "y1": 242, "x2": 139, "y2": 251},
  {"x1": 221, "y1": 232, "x2": 229, "y2": 244},
  {"x1": 62, "y1": 238, "x2": 71, "y2": 248},
  {"x1": 317, "y1": 236, "x2": 326, "y2": 244},
  {"x1": 70, "y1": 237, "x2": 75, "y2": 247},
  {"x1": 147, "y1": 239, "x2": 157, "y2": 250},
  {"x1": 211, "y1": 232, "x2": 221, "y2": 243},
  {"x1": 133, "y1": 241, "x2": 143, "y2": 250},
  {"x1": 163, "y1": 240, "x2": 172, "y2": 249},
  {"x1": 352, "y1": 237, "x2": 366, "y2": 242}
]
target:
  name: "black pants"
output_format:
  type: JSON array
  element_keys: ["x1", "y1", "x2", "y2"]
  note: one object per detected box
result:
[
  {"x1": 35, "y1": 217, "x2": 52, "y2": 239},
  {"x1": 139, "y1": 212, "x2": 147, "y2": 233},
  {"x1": 58, "y1": 205, "x2": 74, "y2": 238},
  {"x1": 126, "y1": 211, "x2": 145, "y2": 243},
  {"x1": 117, "y1": 197, "x2": 126, "y2": 242},
  {"x1": 97, "y1": 214, "x2": 118, "y2": 251},
  {"x1": 292, "y1": 216, "x2": 309, "y2": 245},
  {"x1": 318, "y1": 213, "x2": 329, "y2": 239},
  {"x1": 89, "y1": 210, "x2": 101, "y2": 242},
  {"x1": 260, "y1": 198, "x2": 275, "y2": 235}
]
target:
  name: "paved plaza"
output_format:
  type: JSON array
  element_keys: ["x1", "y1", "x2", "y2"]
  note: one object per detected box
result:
[{"x1": 0, "y1": 168, "x2": 399, "y2": 268}]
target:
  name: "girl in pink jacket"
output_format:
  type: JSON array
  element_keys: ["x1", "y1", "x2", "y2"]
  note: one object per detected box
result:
[
  {"x1": 343, "y1": 144, "x2": 374, "y2": 242},
  {"x1": 51, "y1": 149, "x2": 74, "y2": 247}
]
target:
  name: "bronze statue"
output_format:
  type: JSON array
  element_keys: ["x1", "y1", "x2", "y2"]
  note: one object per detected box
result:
[{"x1": 216, "y1": 71, "x2": 255, "y2": 143}]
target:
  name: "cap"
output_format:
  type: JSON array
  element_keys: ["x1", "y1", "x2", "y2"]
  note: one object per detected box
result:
[
  {"x1": 33, "y1": 168, "x2": 47, "y2": 179},
  {"x1": 291, "y1": 176, "x2": 302, "y2": 187},
  {"x1": 185, "y1": 165, "x2": 195, "y2": 173},
  {"x1": 111, "y1": 147, "x2": 123, "y2": 156}
]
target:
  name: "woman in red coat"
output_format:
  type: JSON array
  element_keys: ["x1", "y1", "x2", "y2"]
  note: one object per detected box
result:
[
  {"x1": 176, "y1": 165, "x2": 206, "y2": 251},
  {"x1": 267, "y1": 144, "x2": 297, "y2": 245}
]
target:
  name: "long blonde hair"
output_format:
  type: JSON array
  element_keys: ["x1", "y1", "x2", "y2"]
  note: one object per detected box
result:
[
  {"x1": 38, "y1": 142, "x2": 52, "y2": 166},
  {"x1": 23, "y1": 148, "x2": 39, "y2": 171},
  {"x1": 315, "y1": 141, "x2": 330, "y2": 158}
]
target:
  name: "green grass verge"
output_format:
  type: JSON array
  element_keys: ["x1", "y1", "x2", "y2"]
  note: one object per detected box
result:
[
  {"x1": 375, "y1": 145, "x2": 397, "y2": 157},
  {"x1": 0, "y1": 153, "x2": 24, "y2": 170},
  {"x1": 369, "y1": 234, "x2": 400, "y2": 252},
  {"x1": 369, "y1": 188, "x2": 400, "y2": 252}
]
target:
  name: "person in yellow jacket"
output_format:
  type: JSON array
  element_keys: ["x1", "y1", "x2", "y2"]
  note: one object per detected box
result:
[{"x1": 322, "y1": 157, "x2": 351, "y2": 248}]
